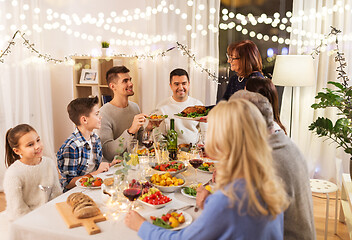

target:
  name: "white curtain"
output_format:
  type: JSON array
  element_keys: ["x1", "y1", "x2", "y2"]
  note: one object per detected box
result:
[
  {"x1": 0, "y1": 0, "x2": 220, "y2": 191},
  {"x1": 139, "y1": 0, "x2": 219, "y2": 114},
  {"x1": 284, "y1": 0, "x2": 352, "y2": 183},
  {"x1": 0, "y1": 1, "x2": 55, "y2": 191}
]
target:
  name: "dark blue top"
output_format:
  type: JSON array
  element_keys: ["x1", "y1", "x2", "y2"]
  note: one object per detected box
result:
[
  {"x1": 138, "y1": 179, "x2": 284, "y2": 240},
  {"x1": 221, "y1": 72, "x2": 264, "y2": 101}
]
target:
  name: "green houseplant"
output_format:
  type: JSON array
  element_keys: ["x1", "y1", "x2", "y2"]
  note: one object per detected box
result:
[
  {"x1": 309, "y1": 27, "x2": 352, "y2": 175},
  {"x1": 101, "y1": 41, "x2": 110, "y2": 48},
  {"x1": 101, "y1": 41, "x2": 110, "y2": 57}
]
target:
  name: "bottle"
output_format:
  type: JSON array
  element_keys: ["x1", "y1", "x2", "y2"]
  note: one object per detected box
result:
[{"x1": 167, "y1": 119, "x2": 178, "y2": 160}]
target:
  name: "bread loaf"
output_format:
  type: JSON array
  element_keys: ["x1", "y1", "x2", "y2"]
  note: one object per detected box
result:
[{"x1": 67, "y1": 192, "x2": 100, "y2": 219}]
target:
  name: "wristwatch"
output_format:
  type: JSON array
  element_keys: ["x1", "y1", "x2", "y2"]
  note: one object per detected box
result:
[{"x1": 127, "y1": 129, "x2": 135, "y2": 136}]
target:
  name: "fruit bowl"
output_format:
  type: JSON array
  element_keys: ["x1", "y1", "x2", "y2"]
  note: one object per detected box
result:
[{"x1": 146, "y1": 174, "x2": 186, "y2": 193}]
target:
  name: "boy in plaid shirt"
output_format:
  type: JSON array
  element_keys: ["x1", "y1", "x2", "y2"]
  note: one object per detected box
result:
[{"x1": 57, "y1": 96, "x2": 110, "y2": 191}]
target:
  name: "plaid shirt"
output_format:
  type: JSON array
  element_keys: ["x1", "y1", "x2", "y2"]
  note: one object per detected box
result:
[{"x1": 57, "y1": 128, "x2": 102, "y2": 190}]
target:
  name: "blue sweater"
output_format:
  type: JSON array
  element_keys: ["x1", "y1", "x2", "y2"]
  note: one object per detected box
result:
[{"x1": 138, "y1": 180, "x2": 284, "y2": 240}]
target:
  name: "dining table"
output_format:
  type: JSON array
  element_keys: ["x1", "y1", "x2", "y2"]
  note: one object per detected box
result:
[{"x1": 8, "y1": 158, "x2": 213, "y2": 240}]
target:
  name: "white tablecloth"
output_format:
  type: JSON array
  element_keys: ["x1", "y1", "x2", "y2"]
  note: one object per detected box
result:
[{"x1": 9, "y1": 164, "x2": 212, "y2": 240}]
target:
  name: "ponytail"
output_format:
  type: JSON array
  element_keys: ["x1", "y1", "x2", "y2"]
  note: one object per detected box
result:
[{"x1": 5, "y1": 124, "x2": 36, "y2": 168}]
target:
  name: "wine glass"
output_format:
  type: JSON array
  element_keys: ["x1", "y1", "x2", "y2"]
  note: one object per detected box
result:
[
  {"x1": 189, "y1": 159, "x2": 203, "y2": 184},
  {"x1": 123, "y1": 180, "x2": 142, "y2": 210},
  {"x1": 142, "y1": 131, "x2": 154, "y2": 156}
]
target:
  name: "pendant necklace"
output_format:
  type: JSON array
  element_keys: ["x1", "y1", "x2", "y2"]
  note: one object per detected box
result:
[{"x1": 238, "y1": 76, "x2": 245, "y2": 82}]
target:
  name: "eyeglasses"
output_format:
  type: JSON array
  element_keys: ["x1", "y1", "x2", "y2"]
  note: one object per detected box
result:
[{"x1": 226, "y1": 53, "x2": 240, "y2": 62}]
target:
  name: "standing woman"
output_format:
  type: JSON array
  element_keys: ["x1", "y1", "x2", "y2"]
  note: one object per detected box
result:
[
  {"x1": 221, "y1": 40, "x2": 264, "y2": 101},
  {"x1": 125, "y1": 99, "x2": 288, "y2": 240}
]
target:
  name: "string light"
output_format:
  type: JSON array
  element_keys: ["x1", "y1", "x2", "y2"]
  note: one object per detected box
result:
[
  {"x1": 0, "y1": 3, "x2": 218, "y2": 47},
  {"x1": 0, "y1": 31, "x2": 219, "y2": 84},
  {"x1": 176, "y1": 42, "x2": 219, "y2": 84},
  {"x1": 0, "y1": 30, "x2": 70, "y2": 64}
]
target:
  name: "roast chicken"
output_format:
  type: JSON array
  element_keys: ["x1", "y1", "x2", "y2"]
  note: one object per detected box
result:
[{"x1": 180, "y1": 105, "x2": 206, "y2": 116}]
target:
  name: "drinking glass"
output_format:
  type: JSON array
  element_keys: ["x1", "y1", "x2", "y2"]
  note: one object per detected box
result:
[
  {"x1": 129, "y1": 139, "x2": 139, "y2": 154},
  {"x1": 189, "y1": 159, "x2": 203, "y2": 184},
  {"x1": 142, "y1": 131, "x2": 154, "y2": 156},
  {"x1": 123, "y1": 180, "x2": 142, "y2": 210},
  {"x1": 196, "y1": 130, "x2": 206, "y2": 159},
  {"x1": 159, "y1": 139, "x2": 169, "y2": 162}
]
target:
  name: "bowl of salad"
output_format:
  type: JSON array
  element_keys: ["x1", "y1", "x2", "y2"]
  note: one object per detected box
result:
[{"x1": 150, "y1": 161, "x2": 187, "y2": 176}]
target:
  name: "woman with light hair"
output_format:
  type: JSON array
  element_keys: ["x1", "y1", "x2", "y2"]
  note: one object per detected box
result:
[{"x1": 125, "y1": 99, "x2": 288, "y2": 240}]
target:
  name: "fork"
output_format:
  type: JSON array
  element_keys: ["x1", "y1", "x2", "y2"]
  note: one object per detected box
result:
[{"x1": 166, "y1": 205, "x2": 195, "y2": 214}]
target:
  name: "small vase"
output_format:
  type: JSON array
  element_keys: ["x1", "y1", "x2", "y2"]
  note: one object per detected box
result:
[{"x1": 101, "y1": 48, "x2": 109, "y2": 57}]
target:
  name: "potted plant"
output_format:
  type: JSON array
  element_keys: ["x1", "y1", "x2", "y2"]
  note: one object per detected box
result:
[
  {"x1": 101, "y1": 41, "x2": 110, "y2": 56},
  {"x1": 309, "y1": 27, "x2": 352, "y2": 176}
]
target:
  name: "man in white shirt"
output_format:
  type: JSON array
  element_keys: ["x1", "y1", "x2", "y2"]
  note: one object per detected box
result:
[{"x1": 156, "y1": 68, "x2": 206, "y2": 145}]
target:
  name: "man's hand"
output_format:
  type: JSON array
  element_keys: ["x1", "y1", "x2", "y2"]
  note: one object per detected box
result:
[
  {"x1": 145, "y1": 119, "x2": 162, "y2": 132},
  {"x1": 128, "y1": 113, "x2": 148, "y2": 134},
  {"x1": 196, "y1": 185, "x2": 211, "y2": 210},
  {"x1": 109, "y1": 158, "x2": 122, "y2": 167},
  {"x1": 92, "y1": 162, "x2": 109, "y2": 175},
  {"x1": 125, "y1": 210, "x2": 146, "y2": 231}
]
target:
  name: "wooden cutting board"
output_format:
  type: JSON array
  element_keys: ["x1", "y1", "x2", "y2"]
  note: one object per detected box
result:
[{"x1": 56, "y1": 202, "x2": 107, "y2": 235}]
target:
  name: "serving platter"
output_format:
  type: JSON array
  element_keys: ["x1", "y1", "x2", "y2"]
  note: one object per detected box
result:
[{"x1": 174, "y1": 114, "x2": 204, "y2": 121}]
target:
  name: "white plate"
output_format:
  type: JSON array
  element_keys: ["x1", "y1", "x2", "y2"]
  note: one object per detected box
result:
[
  {"x1": 147, "y1": 117, "x2": 167, "y2": 122},
  {"x1": 196, "y1": 161, "x2": 216, "y2": 174},
  {"x1": 174, "y1": 114, "x2": 204, "y2": 121},
  {"x1": 75, "y1": 177, "x2": 102, "y2": 189},
  {"x1": 137, "y1": 197, "x2": 172, "y2": 209},
  {"x1": 196, "y1": 168, "x2": 214, "y2": 174},
  {"x1": 144, "y1": 210, "x2": 193, "y2": 231},
  {"x1": 181, "y1": 188, "x2": 196, "y2": 199}
]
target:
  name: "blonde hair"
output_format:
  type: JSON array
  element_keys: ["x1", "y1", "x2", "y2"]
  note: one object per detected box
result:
[{"x1": 205, "y1": 99, "x2": 288, "y2": 217}]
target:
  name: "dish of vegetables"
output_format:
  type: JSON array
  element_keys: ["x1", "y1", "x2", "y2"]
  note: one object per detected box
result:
[
  {"x1": 197, "y1": 162, "x2": 215, "y2": 173},
  {"x1": 145, "y1": 210, "x2": 192, "y2": 231}
]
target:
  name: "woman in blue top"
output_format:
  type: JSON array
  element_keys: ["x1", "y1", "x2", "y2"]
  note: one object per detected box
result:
[
  {"x1": 125, "y1": 99, "x2": 289, "y2": 240},
  {"x1": 221, "y1": 40, "x2": 264, "y2": 101}
]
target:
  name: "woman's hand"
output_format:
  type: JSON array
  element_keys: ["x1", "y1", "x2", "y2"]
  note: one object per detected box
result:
[
  {"x1": 196, "y1": 185, "x2": 211, "y2": 210},
  {"x1": 124, "y1": 210, "x2": 146, "y2": 231},
  {"x1": 196, "y1": 116, "x2": 208, "y2": 123}
]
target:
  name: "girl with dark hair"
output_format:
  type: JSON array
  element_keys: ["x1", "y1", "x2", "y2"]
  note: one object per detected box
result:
[
  {"x1": 246, "y1": 77, "x2": 287, "y2": 134},
  {"x1": 4, "y1": 124, "x2": 62, "y2": 221}
]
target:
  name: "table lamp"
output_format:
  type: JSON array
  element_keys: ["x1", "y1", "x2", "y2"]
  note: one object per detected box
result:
[{"x1": 272, "y1": 55, "x2": 316, "y2": 137}]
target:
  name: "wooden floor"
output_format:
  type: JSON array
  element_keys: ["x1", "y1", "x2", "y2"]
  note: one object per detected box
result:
[{"x1": 0, "y1": 191, "x2": 349, "y2": 239}]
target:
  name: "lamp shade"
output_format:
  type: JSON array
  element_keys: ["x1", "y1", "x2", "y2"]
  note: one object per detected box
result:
[{"x1": 272, "y1": 55, "x2": 315, "y2": 87}]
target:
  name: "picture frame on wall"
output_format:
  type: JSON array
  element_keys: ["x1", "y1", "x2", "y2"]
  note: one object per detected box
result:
[{"x1": 80, "y1": 69, "x2": 98, "y2": 84}]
